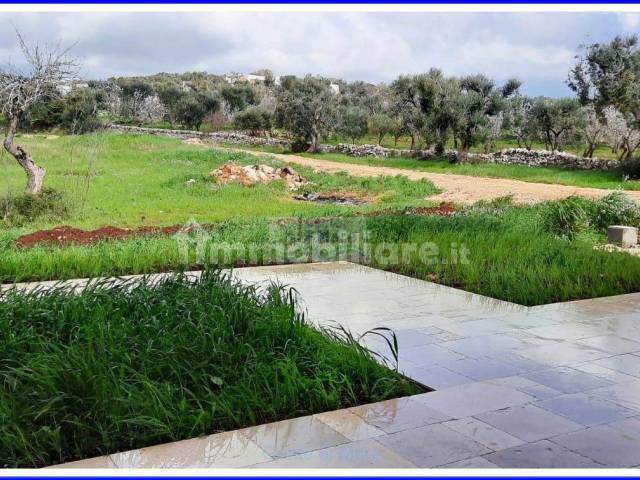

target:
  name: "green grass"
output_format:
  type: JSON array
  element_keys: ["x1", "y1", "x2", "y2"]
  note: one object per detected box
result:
[
  {"x1": 0, "y1": 133, "x2": 437, "y2": 233},
  {"x1": 0, "y1": 270, "x2": 420, "y2": 467},
  {"x1": 3, "y1": 207, "x2": 640, "y2": 306},
  {"x1": 2, "y1": 133, "x2": 640, "y2": 306}
]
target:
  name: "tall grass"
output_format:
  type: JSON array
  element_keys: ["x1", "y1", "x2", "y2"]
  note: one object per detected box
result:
[
  {"x1": 0, "y1": 271, "x2": 419, "y2": 467},
  {"x1": 2, "y1": 208, "x2": 640, "y2": 306}
]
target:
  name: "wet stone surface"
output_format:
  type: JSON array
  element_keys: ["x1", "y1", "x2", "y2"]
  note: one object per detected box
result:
[{"x1": 32, "y1": 262, "x2": 640, "y2": 468}]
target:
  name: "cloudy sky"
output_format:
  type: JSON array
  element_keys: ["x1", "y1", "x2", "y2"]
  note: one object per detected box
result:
[{"x1": 0, "y1": 11, "x2": 638, "y2": 97}]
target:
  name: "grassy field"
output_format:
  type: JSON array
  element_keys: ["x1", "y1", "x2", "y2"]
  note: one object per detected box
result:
[
  {"x1": 0, "y1": 133, "x2": 437, "y2": 232},
  {"x1": 2, "y1": 133, "x2": 640, "y2": 306},
  {"x1": 0, "y1": 271, "x2": 419, "y2": 467}
]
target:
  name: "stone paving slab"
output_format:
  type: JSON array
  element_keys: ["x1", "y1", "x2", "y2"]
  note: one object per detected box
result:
[{"x1": 23, "y1": 262, "x2": 640, "y2": 468}]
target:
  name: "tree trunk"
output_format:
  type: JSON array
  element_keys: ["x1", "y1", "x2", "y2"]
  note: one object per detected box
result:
[
  {"x1": 456, "y1": 141, "x2": 470, "y2": 164},
  {"x1": 3, "y1": 115, "x2": 46, "y2": 195},
  {"x1": 307, "y1": 126, "x2": 320, "y2": 153}
]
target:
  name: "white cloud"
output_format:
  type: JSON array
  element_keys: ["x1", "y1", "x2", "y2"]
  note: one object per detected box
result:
[{"x1": 0, "y1": 11, "x2": 624, "y2": 96}]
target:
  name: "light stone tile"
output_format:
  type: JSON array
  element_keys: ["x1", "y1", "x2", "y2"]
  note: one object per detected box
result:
[
  {"x1": 572, "y1": 362, "x2": 639, "y2": 384},
  {"x1": 475, "y1": 405, "x2": 583, "y2": 442},
  {"x1": 240, "y1": 415, "x2": 349, "y2": 458},
  {"x1": 108, "y1": 431, "x2": 271, "y2": 468},
  {"x1": 485, "y1": 440, "x2": 602, "y2": 468},
  {"x1": 399, "y1": 364, "x2": 474, "y2": 389},
  {"x1": 444, "y1": 357, "x2": 523, "y2": 381},
  {"x1": 607, "y1": 416, "x2": 640, "y2": 439},
  {"x1": 349, "y1": 396, "x2": 451, "y2": 434},
  {"x1": 593, "y1": 354, "x2": 640, "y2": 378},
  {"x1": 314, "y1": 410, "x2": 385, "y2": 441},
  {"x1": 441, "y1": 456, "x2": 499, "y2": 468},
  {"x1": 414, "y1": 382, "x2": 534, "y2": 419},
  {"x1": 47, "y1": 456, "x2": 117, "y2": 469},
  {"x1": 443, "y1": 417, "x2": 525, "y2": 450},
  {"x1": 488, "y1": 376, "x2": 563, "y2": 400},
  {"x1": 552, "y1": 425, "x2": 640, "y2": 467},
  {"x1": 376, "y1": 424, "x2": 491, "y2": 467},
  {"x1": 526, "y1": 323, "x2": 608, "y2": 341},
  {"x1": 536, "y1": 393, "x2": 636, "y2": 427},
  {"x1": 589, "y1": 380, "x2": 640, "y2": 412},
  {"x1": 399, "y1": 343, "x2": 466, "y2": 367},
  {"x1": 250, "y1": 439, "x2": 416, "y2": 468},
  {"x1": 576, "y1": 335, "x2": 640, "y2": 355},
  {"x1": 522, "y1": 366, "x2": 612, "y2": 394},
  {"x1": 439, "y1": 334, "x2": 531, "y2": 357},
  {"x1": 518, "y1": 343, "x2": 611, "y2": 366}
]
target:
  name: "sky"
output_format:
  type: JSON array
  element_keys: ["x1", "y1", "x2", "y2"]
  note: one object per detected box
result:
[{"x1": 0, "y1": 11, "x2": 638, "y2": 97}]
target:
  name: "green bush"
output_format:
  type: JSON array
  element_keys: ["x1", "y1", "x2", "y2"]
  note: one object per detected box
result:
[
  {"x1": 593, "y1": 191, "x2": 640, "y2": 230},
  {"x1": 232, "y1": 107, "x2": 273, "y2": 136},
  {"x1": 540, "y1": 196, "x2": 592, "y2": 239},
  {"x1": 0, "y1": 189, "x2": 69, "y2": 227}
]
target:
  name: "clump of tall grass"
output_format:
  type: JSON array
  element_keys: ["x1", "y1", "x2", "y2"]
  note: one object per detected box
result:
[
  {"x1": 0, "y1": 271, "x2": 419, "y2": 467},
  {"x1": 0, "y1": 188, "x2": 69, "y2": 227}
]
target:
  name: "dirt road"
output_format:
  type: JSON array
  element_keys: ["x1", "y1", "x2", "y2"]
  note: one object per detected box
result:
[{"x1": 218, "y1": 146, "x2": 640, "y2": 204}]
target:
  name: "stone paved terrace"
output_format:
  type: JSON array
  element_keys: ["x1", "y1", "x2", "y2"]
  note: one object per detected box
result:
[{"x1": 26, "y1": 262, "x2": 640, "y2": 468}]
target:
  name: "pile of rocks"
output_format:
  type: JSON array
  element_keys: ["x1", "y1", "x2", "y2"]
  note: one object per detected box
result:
[{"x1": 209, "y1": 164, "x2": 308, "y2": 190}]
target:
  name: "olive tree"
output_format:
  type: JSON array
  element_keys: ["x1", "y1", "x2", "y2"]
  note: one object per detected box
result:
[
  {"x1": 569, "y1": 35, "x2": 640, "y2": 121},
  {"x1": 1, "y1": 31, "x2": 77, "y2": 195},
  {"x1": 337, "y1": 107, "x2": 368, "y2": 144},
  {"x1": 275, "y1": 76, "x2": 337, "y2": 152},
  {"x1": 367, "y1": 113, "x2": 395, "y2": 145},
  {"x1": 530, "y1": 97, "x2": 581, "y2": 152},
  {"x1": 439, "y1": 74, "x2": 519, "y2": 163},
  {"x1": 578, "y1": 105, "x2": 606, "y2": 158},
  {"x1": 602, "y1": 106, "x2": 640, "y2": 161}
]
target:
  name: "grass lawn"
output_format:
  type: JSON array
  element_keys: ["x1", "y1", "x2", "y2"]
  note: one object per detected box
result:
[
  {"x1": 1, "y1": 132, "x2": 640, "y2": 306},
  {"x1": 0, "y1": 271, "x2": 419, "y2": 467},
  {"x1": 0, "y1": 133, "x2": 437, "y2": 232}
]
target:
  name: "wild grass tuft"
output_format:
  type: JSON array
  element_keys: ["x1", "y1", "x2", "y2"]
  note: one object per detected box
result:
[{"x1": 0, "y1": 271, "x2": 419, "y2": 467}]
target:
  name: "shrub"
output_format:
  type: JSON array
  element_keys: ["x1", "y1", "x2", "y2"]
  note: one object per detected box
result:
[
  {"x1": 540, "y1": 196, "x2": 592, "y2": 239},
  {"x1": 620, "y1": 157, "x2": 640, "y2": 180},
  {"x1": 593, "y1": 191, "x2": 640, "y2": 230},
  {"x1": 232, "y1": 107, "x2": 273, "y2": 136},
  {"x1": 0, "y1": 189, "x2": 69, "y2": 227}
]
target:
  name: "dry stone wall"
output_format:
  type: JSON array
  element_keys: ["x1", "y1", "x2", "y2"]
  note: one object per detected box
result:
[
  {"x1": 109, "y1": 125, "x2": 619, "y2": 171},
  {"x1": 323, "y1": 143, "x2": 619, "y2": 171},
  {"x1": 107, "y1": 124, "x2": 290, "y2": 149}
]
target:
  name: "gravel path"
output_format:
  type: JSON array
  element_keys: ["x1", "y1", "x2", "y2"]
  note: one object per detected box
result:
[{"x1": 221, "y1": 146, "x2": 640, "y2": 204}]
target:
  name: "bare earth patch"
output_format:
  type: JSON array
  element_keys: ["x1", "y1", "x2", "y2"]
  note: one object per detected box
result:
[{"x1": 218, "y1": 146, "x2": 640, "y2": 204}]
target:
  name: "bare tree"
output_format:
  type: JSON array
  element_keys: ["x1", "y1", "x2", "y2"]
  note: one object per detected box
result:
[{"x1": 0, "y1": 31, "x2": 77, "y2": 195}]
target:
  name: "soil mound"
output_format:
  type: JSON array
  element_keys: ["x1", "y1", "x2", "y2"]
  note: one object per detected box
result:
[{"x1": 16, "y1": 224, "x2": 188, "y2": 248}]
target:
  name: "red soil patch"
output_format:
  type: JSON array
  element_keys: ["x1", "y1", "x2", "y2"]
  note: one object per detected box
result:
[{"x1": 15, "y1": 224, "x2": 188, "y2": 248}]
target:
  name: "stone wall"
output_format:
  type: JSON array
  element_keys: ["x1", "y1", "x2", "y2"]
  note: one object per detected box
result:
[
  {"x1": 322, "y1": 143, "x2": 619, "y2": 171},
  {"x1": 109, "y1": 125, "x2": 619, "y2": 171},
  {"x1": 107, "y1": 124, "x2": 290, "y2": 149}
]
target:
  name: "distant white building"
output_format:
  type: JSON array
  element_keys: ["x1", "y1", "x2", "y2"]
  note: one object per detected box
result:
[
  {"x1": 329, "y1": 83, "x2": 340, "y2": 94},
  {"x1": 56, "y1": 81, "x2": 89, "y2": 96},
  {"x1": 224, "y1": 73, "x2": 266, "y2": 85}
]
